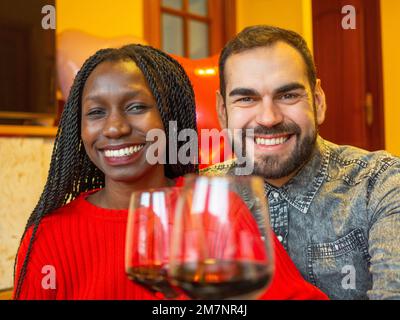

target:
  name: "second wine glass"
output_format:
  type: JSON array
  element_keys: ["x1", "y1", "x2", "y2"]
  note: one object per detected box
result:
[
  {"x1": 168, "y1": 175, "x2": 274, "y2": 300},
  {"x1": 125, "y1": 187, "x2": 179, "y2": 299}
]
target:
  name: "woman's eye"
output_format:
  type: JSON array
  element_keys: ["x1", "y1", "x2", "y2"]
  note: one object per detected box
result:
[
  {"x1": 126, "y1": 104, "x2": 148, "y2": 113},
  {"x1": 86, "y1": 108, "x2": 105, "y2": 117}
]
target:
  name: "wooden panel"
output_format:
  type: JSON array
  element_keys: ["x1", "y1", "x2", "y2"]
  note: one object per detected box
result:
[
  {"x1": 144, "y1": 0, "x2": 162, "y2": 48},
  {"x1": 0, "y1": 125, "x2": 57, "y2": 137},
  {"x1": 0, "y1": 288, "x2": 13, "y2": 300},
  {"x1": 223, "y1": 0, "x2": 237, "y2": 43},
  {"x1": 312, "y1": 0, "x2": 385, "y2": 150},
  {"x1": 313, "y1": 0, "x2": 367, "y2": 149},
  {"x1": 363, "y1": 0, "x2": 385, "y2": 150},
  {"x1": 208, "y1": 0, "x2": 223, "y2": 55}
]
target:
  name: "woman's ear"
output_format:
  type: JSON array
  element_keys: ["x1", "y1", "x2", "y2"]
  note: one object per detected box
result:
[
  {"x1": 216, "y1": 90, "x2": 228, "y2": 129},
  {"x1": 314, "y1": 79, "x2": 327, "y2": 126}
]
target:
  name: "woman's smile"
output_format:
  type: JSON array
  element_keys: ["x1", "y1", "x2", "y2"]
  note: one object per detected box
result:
[{"x1": 100, "y1": 142, "x2": 147, "y2": 166}]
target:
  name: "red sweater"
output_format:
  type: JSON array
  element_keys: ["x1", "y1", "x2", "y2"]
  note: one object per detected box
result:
[{"x1": 14, "y1": 189, "x2": 328, "y2": 300}]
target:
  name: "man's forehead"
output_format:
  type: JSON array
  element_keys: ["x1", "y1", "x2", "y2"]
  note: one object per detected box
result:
[{"x1": 224, "y1": 42, "x2": 309, "y2": 90}]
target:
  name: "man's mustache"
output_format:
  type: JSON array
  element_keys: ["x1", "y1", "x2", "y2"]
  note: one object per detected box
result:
[{"x1": 244, "y1": 123, "x2": 302, "y2": 138}]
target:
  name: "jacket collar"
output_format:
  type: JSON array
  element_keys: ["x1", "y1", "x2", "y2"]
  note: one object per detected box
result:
[{"x1": 264, "y1": 136, "x2": 330, "y2": 214}]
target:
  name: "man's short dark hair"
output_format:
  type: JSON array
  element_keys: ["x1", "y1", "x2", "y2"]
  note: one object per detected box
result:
[{"x1": 219, "y1": 25, "x2": 317, "y2": 100}]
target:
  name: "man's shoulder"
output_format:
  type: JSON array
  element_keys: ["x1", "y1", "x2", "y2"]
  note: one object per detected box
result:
[{"x1": 323, "y1": 139, "x2": 400, "y2": 180}]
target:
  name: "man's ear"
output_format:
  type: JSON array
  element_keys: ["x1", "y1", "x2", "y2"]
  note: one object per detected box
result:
[
  {"x1": 314, "y1": 79, "x2": 327, "y2": 126},
  {"x1": 216, "y1": 90, "x2": 228, "y2": 129}
]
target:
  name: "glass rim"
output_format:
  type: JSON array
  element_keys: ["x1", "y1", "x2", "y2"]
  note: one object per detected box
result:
[
  {"x1": 183, "y1": 173, "x2": 265, "y2": 184},
  {"x1": 129, "y1": 185, "x2": 180, "y2": 199}
]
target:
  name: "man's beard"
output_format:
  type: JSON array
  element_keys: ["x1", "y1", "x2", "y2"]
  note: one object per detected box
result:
[{"x1": 239, "y1": 122, "x2": 317, "y2": 179}]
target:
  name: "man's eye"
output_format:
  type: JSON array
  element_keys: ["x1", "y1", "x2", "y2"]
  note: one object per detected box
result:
[
  {"x1": 281, "y1": 93, "x2": 299, "y2": 100},
  {"x1": 236, "y1": 97, "x2": 254, "y2": 103},
  {"x1": 276, "y1": 92, "x2": 305, "y2": 104}
]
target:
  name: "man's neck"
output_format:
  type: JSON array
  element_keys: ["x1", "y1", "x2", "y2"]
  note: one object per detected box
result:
[{"x1": 265, "y1": 171, "x2": 299, "y2": 188}]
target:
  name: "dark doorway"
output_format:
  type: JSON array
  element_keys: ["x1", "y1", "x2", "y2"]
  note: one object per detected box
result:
[
  {"x1": 312, "y1": 0, "x2": 385, "y2": 151},
  {"x1": 0, "y1": 0, "x2": 56, "y2": 125}
]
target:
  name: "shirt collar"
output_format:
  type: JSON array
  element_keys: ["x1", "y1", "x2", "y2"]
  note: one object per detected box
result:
[{"x1": 264, "y1": 136, "x2": 331, "y2": 214}]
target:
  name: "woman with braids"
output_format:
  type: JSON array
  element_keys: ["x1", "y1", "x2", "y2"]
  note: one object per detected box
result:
[
  {"x1": 13, "y1": 44, "x2": 327, "y2": 300},
  {"x1": 13, "y1": 44, "x2": 197, "y2": 300}
]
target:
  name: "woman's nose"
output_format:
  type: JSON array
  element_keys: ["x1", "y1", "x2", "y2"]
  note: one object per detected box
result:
[{"x1": 102, "y1": 112, "x2": 131, "y2": 139}]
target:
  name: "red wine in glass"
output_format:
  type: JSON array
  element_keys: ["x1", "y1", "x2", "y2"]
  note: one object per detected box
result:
[
  {"x1": 127, "y1": 265, "x2": 178, "y2": 298},
  {"x1": 171, "y1": 260, "x2": 273, "y2": 299},
  {"x1": 125, "y1": 188, "x2": 180, "y2": 299},
  {"x1": 169, "y1": 175, "x2": 274, "y2": 300}
]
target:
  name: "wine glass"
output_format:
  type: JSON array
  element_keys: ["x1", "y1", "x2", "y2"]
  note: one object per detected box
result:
[
  {"x1": 168, "y1": 175, "x2": 274, "y2": 300},
  {"x1": 125, "y1": 187, "x2": 180, "y2": 299}
]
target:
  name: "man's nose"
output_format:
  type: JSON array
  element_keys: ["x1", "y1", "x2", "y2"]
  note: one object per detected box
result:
[
  {"x1": 255, "y1": 99, "x2": 284, "y2": 127},
  {"x1": 102, "y1": 112, "x2": 131, "y2": 138}
]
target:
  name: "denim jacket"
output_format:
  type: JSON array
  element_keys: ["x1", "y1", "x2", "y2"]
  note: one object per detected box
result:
[{"x1": 201, "y1": 136, "x2": 400, "y2": 300}]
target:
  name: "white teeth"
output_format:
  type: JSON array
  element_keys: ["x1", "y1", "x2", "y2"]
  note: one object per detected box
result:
[
  {"x1": 255, "y1": 136, "x2": 289, "y2": 146},
  {"x1": 104, "y1": 145, "x2": 144, "y2": 158}
]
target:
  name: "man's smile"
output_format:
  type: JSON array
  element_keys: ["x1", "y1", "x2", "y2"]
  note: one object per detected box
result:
[{"x1": 252, "y1": 133, "x2": 295, "y2": 152}]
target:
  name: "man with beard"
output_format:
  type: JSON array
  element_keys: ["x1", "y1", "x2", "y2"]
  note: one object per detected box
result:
[{"x1": 203, "y1": 25, "x2": 400, "y2": 300}]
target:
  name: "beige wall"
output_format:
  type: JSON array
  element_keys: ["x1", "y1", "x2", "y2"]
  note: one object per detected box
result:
[
  {"x1": 381, "y1": 0, "x2": 400, "y2": 156},
  {"x1": 236, "y1": 0, "x2": 314, "y2": 50},
  {"x1": 237, "y1": 0, "x2": 303, "y2": 33},
  {"x1": 0, "y1": 138, "x2": 54, "y2": 289},
  {"x1": 56, "y1": 0, "x2": 144, "y2": 38}
]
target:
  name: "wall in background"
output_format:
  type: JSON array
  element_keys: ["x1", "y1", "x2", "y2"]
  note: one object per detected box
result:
[
  {"x1": 0, "y1": 138, "x2": 53, "y2": 290},
  {"x1": 236, "y1": 0, "x2": 303, "y2": 32},
  {"x1": 236, "y1": 0, "x2": 314, "y2": 49},
  {"x1": 381, "y1": 0, "x2": 400, "y2": 156},
  {"x1": 56, "y1": 0, "x2": 143, "y2": 38}
]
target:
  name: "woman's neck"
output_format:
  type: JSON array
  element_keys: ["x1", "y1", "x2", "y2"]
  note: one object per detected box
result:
[{"x1": 89, "y1": 165, "x2": 173, "y2": 210}]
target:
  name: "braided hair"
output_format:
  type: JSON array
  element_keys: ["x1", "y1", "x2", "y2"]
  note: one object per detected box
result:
[{"x1": 13, "y1": 44, "x2": 198, "y2": 299}]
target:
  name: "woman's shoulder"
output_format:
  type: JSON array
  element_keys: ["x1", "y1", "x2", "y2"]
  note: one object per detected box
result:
[
  {"x1": 19, "y1": 190, "x2": 100, "y2": 254},
  {"x1": 33, "y1": 189, "x2": 100, "y2": 228}
]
